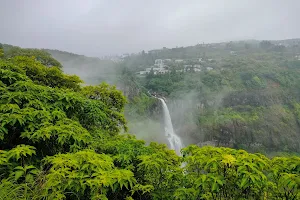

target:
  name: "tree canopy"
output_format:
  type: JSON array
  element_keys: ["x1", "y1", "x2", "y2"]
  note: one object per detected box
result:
[
  {"x1": 1, "y1": 45, "x2": 300, "y2": 200},
  {"x1": 3, "y1": 45, "x2": 62, "y2": 68}
]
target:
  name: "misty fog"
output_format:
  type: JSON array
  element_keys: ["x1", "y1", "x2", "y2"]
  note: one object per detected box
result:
[
  {"x1": 1, "y1": 0, "x2": 300, "y2": 156},
  {"x1": 2, "y1": 1, "x2": 300, "y2": 198},
  {"x1": 1, "y1": 0, "x2": 299, "y2": 56}
]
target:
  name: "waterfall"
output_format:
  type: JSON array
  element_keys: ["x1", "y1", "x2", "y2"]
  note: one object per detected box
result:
[{"x1": 158, "y1": 98, "x2": 183, "y2": 156}]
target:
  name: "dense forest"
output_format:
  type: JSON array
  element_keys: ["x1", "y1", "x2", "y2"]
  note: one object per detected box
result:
[
  {"x1": 115, "y1": 39, "x2": 300, "y2": 155},
  {"x1": 1, "y1": 41, "x2": 300, "y2": 199}
]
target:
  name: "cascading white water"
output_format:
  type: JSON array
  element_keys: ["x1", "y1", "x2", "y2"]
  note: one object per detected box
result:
[{"x1": 158, "y1": 98, "x2": 183, "y2": 156}]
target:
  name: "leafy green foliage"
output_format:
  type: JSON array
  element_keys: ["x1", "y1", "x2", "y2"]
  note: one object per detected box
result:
[
  {"x1": 11, "y1": 165, "x2": 40, "y2": 182},
  {"x1": 4, "y1": 46, "x2": 62, "y2": 68},
  {"x1": 181, "y1": 145, "x2": 300, "y2": 199},
  {"x1": 7, "y1": 145, "x2": 36, "y2": 162},
  {"x1": 8, "y1": 56, "x2": 82, "y2": 90},
  {"x1": 0, "y1": 179, "x2": 30, "y2": 200},
  {"x1": 42, "y1": 150, "x2": 136, "y2": 199},
  {"x1": 1, "y1": 44, "x2": 300, "y2": 200},
  {"x1": 81, "y1": 83, "x2": 127, "y2": 113}
]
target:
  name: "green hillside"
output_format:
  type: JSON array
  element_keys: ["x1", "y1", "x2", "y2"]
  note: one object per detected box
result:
[
  {"x1": 119, "y1": 39, "x2": 300, "y2": 154},
  {"x1": 3, "y1": 40, "x2": 300, "y2": 154},
  {"x1": 1, "y1": 43, "x2": 118, "y2": 85},
  {"x1": 44, "y1": 49, "x2": 118, "y2": 85},
  {"x1": 1, "y1": 43, "x2": 300, "y2": 199}
]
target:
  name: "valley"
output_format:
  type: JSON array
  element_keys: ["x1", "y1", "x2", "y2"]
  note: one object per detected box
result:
[
  {"x1": 1, "y1": 39, "x2": 300, "y2": 199},
  {"x1": 44, "y1": 39, "x2": 300, "y2": 155}
]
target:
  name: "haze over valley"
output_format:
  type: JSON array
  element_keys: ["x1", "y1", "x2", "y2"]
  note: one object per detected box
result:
[{"x1": 1, "y1": 1, "x2": 300, "y2": 199}]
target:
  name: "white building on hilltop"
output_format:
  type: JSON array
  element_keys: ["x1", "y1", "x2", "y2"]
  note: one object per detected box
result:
[
  {"x1": 194, "y1": 65, "x2": 202, "y2": 72},
  {"x1": 137, "y1": 61, "x2": 170, "y2": 75},
  {"x1": 137, "y1": 58, "x2": 204, "y2": 76},
  {"x1": 154, "y1": 59, "x2": 163, "y2": 67}
]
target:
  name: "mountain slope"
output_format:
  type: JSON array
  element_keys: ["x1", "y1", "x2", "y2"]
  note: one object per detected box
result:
[
  {"x1": 44, "y1": 49, "x2": 118, "y2": 85},
  {"x1": 119, "y1": 39, "x2": 300, "y2": 154}
]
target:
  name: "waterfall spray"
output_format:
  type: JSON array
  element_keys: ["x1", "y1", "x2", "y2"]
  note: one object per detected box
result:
[{"x1": 158, "y1": 98, "x2": 183, "y2": 156}]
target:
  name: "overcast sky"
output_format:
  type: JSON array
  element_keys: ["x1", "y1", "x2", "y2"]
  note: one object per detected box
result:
[{"x1": 0, "y1": 0, "x2": 299, "y2": 56}]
